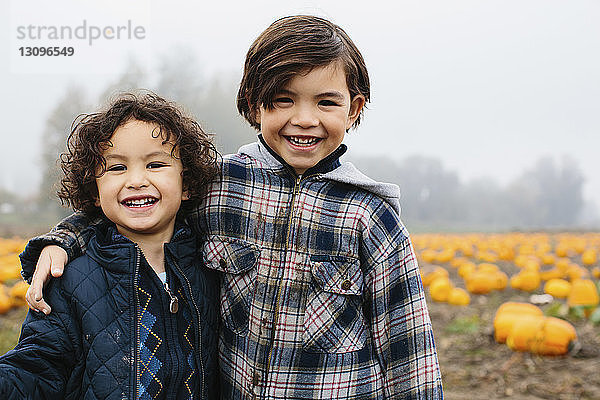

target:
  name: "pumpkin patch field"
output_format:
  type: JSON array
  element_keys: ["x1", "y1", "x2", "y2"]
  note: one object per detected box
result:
[
  {"x1": 416, "y1": 232, "x2": 600, "y2": 399},
  {"x1": 1, "y1": 233, "x2": 599, "y2": 399}
]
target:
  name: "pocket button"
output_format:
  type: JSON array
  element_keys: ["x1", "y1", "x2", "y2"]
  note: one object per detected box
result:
[
  {"x1": 219, "y1": 258, "x2": 227, "y2": 268},
  {"x1": 341, "y1": 280, "x2": 351, "y2": 291}
]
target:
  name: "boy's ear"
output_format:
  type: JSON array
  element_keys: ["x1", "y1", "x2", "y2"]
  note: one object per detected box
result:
[
  {"x1": 181, "y1": 190, "x2": 190, "y2": 201},
  {"x1": 94, "y1": 197, "x2": 101, "y2": 207},
  {"x1": 181, "y1": 175, "x2": 190, "y2": 201},
  {"x1": 253, "y1": 107, "x2": 262, "y2": 127},
  {"x1": 346, "y1": 95, "x2": 366, "y2": 130}
]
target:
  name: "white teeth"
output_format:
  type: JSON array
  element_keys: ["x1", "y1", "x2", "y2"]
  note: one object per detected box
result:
[
  {"x1": 287, "y1": 136, "x2": 320, "y2": 146},
  {"x1": 123, "y1": 198, "x2": 157, "y2": 207}
]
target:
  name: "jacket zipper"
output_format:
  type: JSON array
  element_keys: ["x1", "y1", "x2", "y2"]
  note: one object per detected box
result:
[
  {"x1": 133, "y1": 246, "x2": 141, "y2": 400},
  {"x1": 265, "y1": 174, "x2": 303, "y2": 376},
  {"x1": 171, "y1": 255, "x2": 205, "y2": 400}
]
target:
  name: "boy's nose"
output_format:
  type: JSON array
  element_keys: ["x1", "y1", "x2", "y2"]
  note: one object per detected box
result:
[
  {"x1": 290, "y1": 105, "x2": 319, "y2": 128},
  {"x1": 126, "y1": 169, "x2": 149, "y2": 189}
]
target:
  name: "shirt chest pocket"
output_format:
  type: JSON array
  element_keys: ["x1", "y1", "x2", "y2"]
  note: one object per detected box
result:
[
  {"x1": 303, "y1": 255, "x2": 367, "y2": 353},
  {"x1": 203, "y1": 236, "x2": 260, "y2": 335}
]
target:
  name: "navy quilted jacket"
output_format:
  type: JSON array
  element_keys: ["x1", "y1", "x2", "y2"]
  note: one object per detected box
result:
[{"x1": 0, "y1": 223, "x2": 220, "y2": 399}]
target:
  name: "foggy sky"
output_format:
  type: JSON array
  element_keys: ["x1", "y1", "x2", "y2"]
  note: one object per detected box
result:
[{"x1": 1, "y1": 0, "x2": 598, "y2": 210}]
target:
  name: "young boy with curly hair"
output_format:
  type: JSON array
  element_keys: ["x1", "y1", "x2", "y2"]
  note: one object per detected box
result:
[
  {"x1": 0, "y1": 93, "x2": 221, "y2": 399},
  {"x1": 21, "y1": 16, "x2": 442, "y2": 399}
]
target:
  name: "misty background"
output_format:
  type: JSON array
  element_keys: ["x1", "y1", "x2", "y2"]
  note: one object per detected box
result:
[{"x1": 1, "y1": 0, "x2": 599, "y2": 235}]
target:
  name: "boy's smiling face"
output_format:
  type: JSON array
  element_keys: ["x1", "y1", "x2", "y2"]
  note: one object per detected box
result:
[
  {"x1": 94, "y1": 119, "x2": 187, "y2": 242},
  {"x1": 256, "y1": 62, "x2": 365, "y2": 175}
]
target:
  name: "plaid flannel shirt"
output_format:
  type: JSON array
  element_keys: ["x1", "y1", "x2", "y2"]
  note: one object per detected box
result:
[
  {"x1": 20, "y1": 138, "x2": 442, "y2": 400},
  {"x1": 196, "y1": 138, "x2": 442, "y2": 399}
]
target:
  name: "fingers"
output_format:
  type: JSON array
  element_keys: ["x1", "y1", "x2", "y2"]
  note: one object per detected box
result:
[
  {"x1": 24, "y1": 245, "x2": 68, "y2": 314},
  {"x1": 24, "y1": 246, "x2": 60, "y2": 314},
  {"x1": 26, "y1": 263, "x2": 52, "y2": 314},
  {"x1": 26, "y1": 286, "x2": 52, "y2": 315}
]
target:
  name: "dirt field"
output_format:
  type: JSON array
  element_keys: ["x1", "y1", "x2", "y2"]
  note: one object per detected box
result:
[
  {"x1": 1, "y1": 273, "x2": 599, "y2": 399},
  {"x1": 428, "y1": 269, "x2": 600, "y2": 400}
]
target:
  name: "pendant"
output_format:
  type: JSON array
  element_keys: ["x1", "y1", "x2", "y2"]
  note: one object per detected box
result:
[{"x1": 169, "y1": 297, "x2": 179, "y2": 314}]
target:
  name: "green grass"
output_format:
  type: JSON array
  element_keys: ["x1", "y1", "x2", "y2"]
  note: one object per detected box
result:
[
  {"x1": 445, "y1": 314, "x2": 481, "y2": 335},
  {"x1": 0, "y1": 307, "x2": 28, "y2": 355}
]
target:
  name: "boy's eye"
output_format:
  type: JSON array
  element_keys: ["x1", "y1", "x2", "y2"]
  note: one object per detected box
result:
[
  {"x1": 274, "y1": 97, "x2": 293, "y2": 105},
  {"x1": 107, "y1": 164, "x2": 126, "y2": 172},
  {"x1": 148, "y1": 162, "x2": 167, "y2": 169},
  {"x1": 319, "y1": 99, "x2": 339, "y2": 107}
]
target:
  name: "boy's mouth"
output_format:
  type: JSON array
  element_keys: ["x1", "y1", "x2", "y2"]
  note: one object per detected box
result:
[
  {"x1": 285, "y1": 136, "x2": 321, "y2": 147},
  {"x1": 121, "y1": 196, "x2": 158, "y2": 208}
]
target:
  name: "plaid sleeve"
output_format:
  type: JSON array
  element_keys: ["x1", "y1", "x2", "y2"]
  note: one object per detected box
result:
[
  {"x1": 19, "y1": 212, "x2": 99, "y2": 282},
  {"x1": 362, "y1": 205, "x2": 443, "y2": 399}
]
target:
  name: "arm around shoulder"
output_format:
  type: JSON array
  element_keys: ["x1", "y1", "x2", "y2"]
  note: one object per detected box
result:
[{"x1": 19, "y1": 212, "x2": 99, "y2": 282}]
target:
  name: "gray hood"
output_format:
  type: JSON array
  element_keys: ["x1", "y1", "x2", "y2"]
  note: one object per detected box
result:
[{"x1": 237, "y1": 141, "x2": 401, "y2": 216}]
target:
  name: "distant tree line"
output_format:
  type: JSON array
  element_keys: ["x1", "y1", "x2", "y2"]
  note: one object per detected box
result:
[
  {"x1": 349, "y1": 155, "x2": 596, "y2": 231},
  {"x1": 1, "y1": 49, "x2": 597, "y2": 234}
]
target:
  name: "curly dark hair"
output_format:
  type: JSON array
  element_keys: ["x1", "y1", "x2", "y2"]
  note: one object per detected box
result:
[
  {"x1": 237, "y1": 15, "x2": 370, "y2": 130},
  {"x1": 58, "y1": 92, "x2": 219, "y2": 217}
]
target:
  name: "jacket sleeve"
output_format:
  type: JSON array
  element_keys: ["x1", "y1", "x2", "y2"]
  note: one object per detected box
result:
[
  {"x1": 0, "y1": 280, "x2": 81, "y2": 398},
  {"x1": 361, "y1": 205, "x2": 443, "y2": 399},
  {"x1": 19, "y1": 212, "x2": 100, "y2": 282}
]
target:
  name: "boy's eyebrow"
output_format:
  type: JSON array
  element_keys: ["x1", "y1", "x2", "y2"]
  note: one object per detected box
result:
[
  {"x1": 104, "y1": 151, "x2": 173, "y2": 161},
  {"x1": 278, "y1": 89, "x2": 346, "y2": 101},
  {"x1": 316, "y1": 91, "x2": 346, "y2": 101}
]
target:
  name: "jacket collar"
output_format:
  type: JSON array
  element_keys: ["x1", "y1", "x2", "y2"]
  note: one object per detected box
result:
[
  {"x1": 238, "y1": 136, "x2": 402, "y2": 216},
  {"x1": 251, "y1": 134, "x2": 346, "y2": 177},
  {"x1": 87, "y1": 218, "x2": 196, "y2": 274}
]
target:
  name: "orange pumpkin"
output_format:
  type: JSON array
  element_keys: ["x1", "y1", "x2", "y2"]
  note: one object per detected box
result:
[
  {"x1": 505, "y1": 315, "x2": 545, "y2": 352},
  {"x1": 0, "y1": 285, "x2": 13, "y2": 314},
  {"x1": 506, "y1": 316, "x2": 576, "y2": 356},
  {"x1": 567, "y1": 279, "x2": 599, "y2": 317},
  {"x1": 510, "y1": 270, "x2": 541, "y2": 292},
  {"x1": 544, "y1": 279, "x2": 571, "y2": 299},
  {"x1": 429, "y1": 277, "x2": 452, "y2": 302},
  {"x1": 458, "y1": 262, "x2": 476, "y2": 279},
  {"x1": 493, "y1": 302, "x2": 543, "y2": 343},
  {"x1": 581, "y1": 249, "x2": 597, "y2": 266},
  {"x1": 0, "y1": 265, "x2": 21, "y2": 283},
  {"x1": 9, "y1": 281, "x2": 29, "y2": 306},
  {"x1": 540, "y1": 267, "x2": 564, "y2": 281},
  {"x1": 465, "y1": 271, "x2": 497, "y2": 294},
  {"x1": 492, "y1": 271, "x2": 508, "y2": 291},
  {"x1": 529, "y1": 317, "x2": 577, "y2": 356},
  {"x1": 447, "y1": 287, "x2": 470, "y2": 306},
  {"x1": 422, "y1": 266, "x2": 449, "y2": 287}
]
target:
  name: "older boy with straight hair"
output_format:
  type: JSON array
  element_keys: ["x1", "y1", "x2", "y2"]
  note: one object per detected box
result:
[{"x1": 22, "y1": 15, "x2": 442, "y2": 399}]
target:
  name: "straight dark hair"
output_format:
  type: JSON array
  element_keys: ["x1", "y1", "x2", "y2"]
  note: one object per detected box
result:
[{"x1": 237, "y1": 15, "x2": 370, "y2": 130}]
